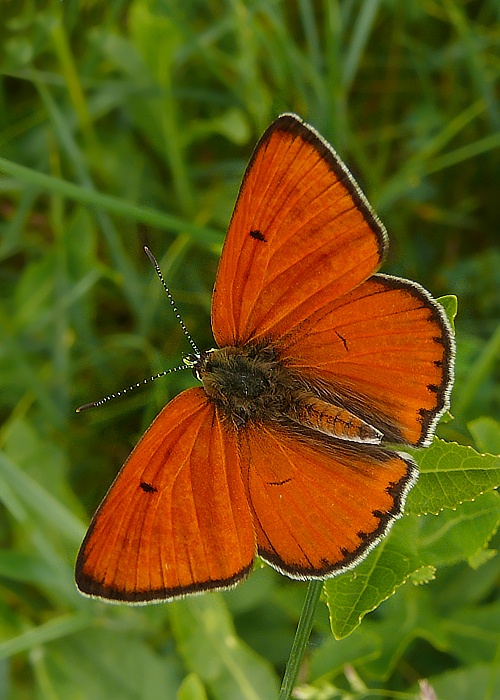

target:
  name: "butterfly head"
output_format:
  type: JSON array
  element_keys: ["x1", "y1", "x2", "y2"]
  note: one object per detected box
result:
[{"x1": 183, "y1": 351, "x2": 206, "y2": 380}]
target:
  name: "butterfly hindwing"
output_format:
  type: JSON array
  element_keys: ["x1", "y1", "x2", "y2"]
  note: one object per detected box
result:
[
  {"x1": 277, "y1": 274, "x2": 454, "y2": 447},
  {"x1": 238, "y1": 422, "x2": 417, "y2": 577},
  {"x1": 76, "y1": 388, "x2": 255, "y2": 603}
]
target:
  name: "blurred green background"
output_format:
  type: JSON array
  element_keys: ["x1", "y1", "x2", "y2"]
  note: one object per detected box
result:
[{"x1": 0, "y1": 1, "x2": 499, "y2": 699}]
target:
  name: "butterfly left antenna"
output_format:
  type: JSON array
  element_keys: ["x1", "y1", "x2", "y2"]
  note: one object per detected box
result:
[
  {"x1": 76, "y1": 364, "x2": 190, "y2": 412},
  {"x1": 76, "y1": 247, "x2": 200, "y2": 412}
]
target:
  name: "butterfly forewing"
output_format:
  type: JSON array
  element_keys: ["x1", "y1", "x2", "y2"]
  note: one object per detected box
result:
[
  {"x1": 211, "y1": 114, "x2": 388, "y2": 347},
  {"x1": 76, "y1": 389, "x2": 255, "y2": 603}
]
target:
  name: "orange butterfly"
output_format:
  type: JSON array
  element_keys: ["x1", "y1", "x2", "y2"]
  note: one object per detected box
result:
[{"x1": 76, "y1": 114, "x2": 454, "y2": 603}]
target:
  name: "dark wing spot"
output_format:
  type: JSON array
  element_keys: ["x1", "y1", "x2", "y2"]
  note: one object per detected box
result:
[
  {"x1": 335, "y1": 331, "x2": 349, "y2": 351},
  {"x1": 427, "y1": 384, "x2": 439, "y2": 393},
  {"x1": 417, "y1": 406, "x2": 435, "y2": 429},
  {"x1": 140, "y1": 482, "x2": 158, "y2": 493},
  {"x1": 268, "y1": 478, "x2": 292, "y2": 486},
  {"x1": 250, "y1": 229, "x2": 266, "y2": 242},
  {"x1": 418, "y1": 407, "x2": 433, "y2": 425}
]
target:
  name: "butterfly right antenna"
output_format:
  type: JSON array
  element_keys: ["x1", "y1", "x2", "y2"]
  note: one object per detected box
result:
[
  {"x1": 76, "y1": 247, "x2": 200, "y2": 413},
  {"x1": 144, "y1": 246, "x2": 200, "y2": 356}
]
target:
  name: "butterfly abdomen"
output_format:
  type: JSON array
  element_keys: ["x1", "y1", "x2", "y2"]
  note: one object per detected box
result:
[{"x1": 288, "y1": 393, "x2": 382, "y2": 444}]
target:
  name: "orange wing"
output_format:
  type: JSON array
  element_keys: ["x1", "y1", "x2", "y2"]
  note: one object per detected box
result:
[
  {"x1": 277, "y1": 274, "x2": 454, "y2": 447},
  {"x1": 211, "y1": 113, "x2": 387, "y2": 347},
  {"x1": 238, "y1": 422, "x2": 417, "y2": 577},
  {"x1": 76, "y1": 388, "x2": 255, "y2": 603},
  {"x1": 211, "y1": 114, "x2": 454, "y2": 447}
]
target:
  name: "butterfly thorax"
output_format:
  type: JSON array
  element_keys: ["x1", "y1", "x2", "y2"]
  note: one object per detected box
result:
[
  {"x1": 194, "y1": 344, "x2": 288, "y2": 427},
  {"x1": 193, "y1": 343, "x2": 382, "y2": 444}
]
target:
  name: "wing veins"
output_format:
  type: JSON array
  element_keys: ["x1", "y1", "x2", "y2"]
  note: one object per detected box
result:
[{"x1": 252, "y1": 147, "x2": 336, "y2": 243}]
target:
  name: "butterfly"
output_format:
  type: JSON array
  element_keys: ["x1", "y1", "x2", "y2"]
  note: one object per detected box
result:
[{"x1": 76, "y1": 113, "x2": 454, "y2": 604}]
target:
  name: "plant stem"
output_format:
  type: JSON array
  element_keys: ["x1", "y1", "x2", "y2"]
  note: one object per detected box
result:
[{"x1": 279, "y1": 580, "x2": 323, "y2": 699}]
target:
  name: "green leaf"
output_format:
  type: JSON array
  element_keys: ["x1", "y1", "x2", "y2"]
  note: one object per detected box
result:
[
  {"x1": 0, "y1": 158, "x2": 221, "y2": 247},
  {"x1": 169, "y1": 595, "x2": 279, "y2": 700},
  {"x1": 308, "y1": 628, "x2": 380, "y2": 680},
  {"x1": 445, "y1": 601, "x2": 500, "y2": 665},
  {"x1": 177, "y1": 673, "x2": 208, "y2": 700},
  {"x1": 425, "y1": 663, "x2": 500, "y2": 700},
  {"x1": 325, "y1": 492, "x2": 499, "y2": 639},
  {"x1": 325, "y1": 516, "x2": 422, "y2": 640},
  {"x1": 437, "y1": 294, "x2": 458, "y2": 328},
  {"x1": 468, "y1": 416, "x2": 500, "y2": 454},
  {"x1": 0, "y1": 449, "x2": 84, "y2": 545},
  {"x1": 0, "y1": 614, "x2": 90, "y2": 660},
  {"x1": 360, "y1": 588, "x2": 452, "y2": 680},
  {"x1": 406, "y1": 438, "x2": 500, "y2": 515},
  {"x1": 35, "y1": 626, "x2": 183, "y2": 700},
  {"x1": 0, "y1": 550, "x2": 60, "y2": 588},
  {"x1": 417, "y1": 492, "x2": 500, "y2": 566}
]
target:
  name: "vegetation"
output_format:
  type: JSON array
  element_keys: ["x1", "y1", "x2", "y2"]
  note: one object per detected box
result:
[{"x1": 0, "y1": 1, "x2": 499, "y2": 698}]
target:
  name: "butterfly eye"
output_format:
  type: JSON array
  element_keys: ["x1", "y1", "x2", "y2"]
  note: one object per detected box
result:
[
  {"x1": 184, "y1": 350, "x2": 216, "y2": 381},
  {"x1": 182, "y1": 353, "x2": 201, "y2": 380}
]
